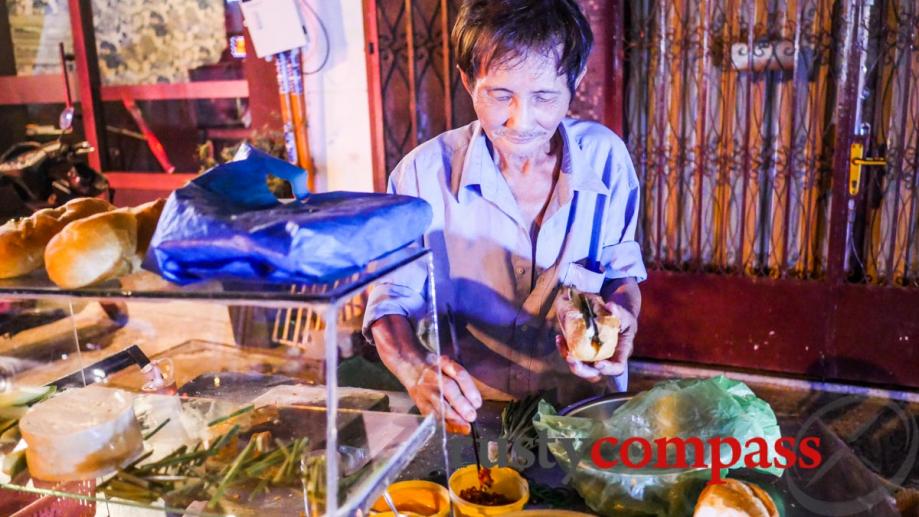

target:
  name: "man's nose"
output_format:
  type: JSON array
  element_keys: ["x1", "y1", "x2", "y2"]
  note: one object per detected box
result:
[{"x1": 505, "y1": 99, "x2": 534, "y2": 132}]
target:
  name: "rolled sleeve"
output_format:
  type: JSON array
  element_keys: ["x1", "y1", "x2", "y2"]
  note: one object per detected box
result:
[
  {"x1": 601, "y1": 140, "x2": 648, "y2": 282},
  {"x1": 362, "y1": 279, "x2": 428, "y2": 343},
  {"x1": 601, "y1": 241, "x2": 647, "y2": 281}
]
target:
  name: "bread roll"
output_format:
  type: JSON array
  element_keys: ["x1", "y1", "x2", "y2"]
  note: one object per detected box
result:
[
  {"x1": 44, "y1": 198, "x2": 165, "y2": 288},
  {"x1": 20, "y1": 385, "x2": 143, "y2": 481},
  {"x1": 0, "y1": 197, "x2": 113, "y2": 279},
  {"x1": 693, "y1": 479, "x2": 779, "y2": 517},
  {"x1": 557, "y1": 288, "x2": 620, "y2": 362}
]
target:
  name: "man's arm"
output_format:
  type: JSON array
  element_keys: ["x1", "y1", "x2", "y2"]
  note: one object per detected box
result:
[{"x1": 370, "y1": 315, "x2": 482, "y2": 434}]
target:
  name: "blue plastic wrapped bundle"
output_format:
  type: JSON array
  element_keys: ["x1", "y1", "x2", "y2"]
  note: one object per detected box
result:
[{"x1": 145, "y1": 145, "x2": 432, "y2": 285}]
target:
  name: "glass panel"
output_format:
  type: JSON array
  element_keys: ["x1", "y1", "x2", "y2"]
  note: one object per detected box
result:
[
  {"x1": 332, "y1": 252, "x2": 439, "y2": 514},
  {"x1": 0, "y1": 249, "x2": 441, "y2": 515}
]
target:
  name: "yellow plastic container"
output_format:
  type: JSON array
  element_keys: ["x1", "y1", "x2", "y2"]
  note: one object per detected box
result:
[
  {"x1": 370, "y1": 480, "x2": 451, "y2": 517},
  {"x1": 448, "y1": 465, "x2": 529, "y2": 517}
]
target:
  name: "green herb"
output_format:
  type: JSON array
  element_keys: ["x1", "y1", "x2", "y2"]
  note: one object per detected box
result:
[
  {"x1": 500, "y1": 393, "x2": 543, "y2": 454},
  {"x1": 208, "y1": 436, "x2": 257, "y2": 508},
  {"x1": 103, "y1": 422, "x2": 325, "y2": 512},
  {"x1": 207, "y1": 404, "x2": 254, "y2": 427},
  {"x1": 143, "y1": 418, "x2": 171, "y2": 440}
]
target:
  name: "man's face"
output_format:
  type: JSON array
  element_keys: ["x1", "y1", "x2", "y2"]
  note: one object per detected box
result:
[{"x1": 463, "y1": 51, "x2": 573, "y2": 158}]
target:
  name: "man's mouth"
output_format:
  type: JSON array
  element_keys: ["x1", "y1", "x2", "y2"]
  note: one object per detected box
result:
[{"x1": 504, "y1": 134, "x2": 541, "y2": 144}]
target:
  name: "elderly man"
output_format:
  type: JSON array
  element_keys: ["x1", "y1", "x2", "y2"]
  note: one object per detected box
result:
[{"x1": 363, "y1": 0, "x2": 645, "y2": 434}]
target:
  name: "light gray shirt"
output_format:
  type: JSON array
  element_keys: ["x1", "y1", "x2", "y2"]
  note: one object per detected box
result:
[{"x1": 363, "y1": 118, "x2": 646, "y2": 404}]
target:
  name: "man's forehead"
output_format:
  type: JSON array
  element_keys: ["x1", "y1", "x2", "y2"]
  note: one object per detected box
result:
[{"x1": 477, "y1": 54, "x2": 565, "y2": 88}]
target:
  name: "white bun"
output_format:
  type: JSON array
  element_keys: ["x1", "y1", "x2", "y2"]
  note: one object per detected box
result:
[{"x1": 0, "y1": 197, "x2": 113, "y2": 279}]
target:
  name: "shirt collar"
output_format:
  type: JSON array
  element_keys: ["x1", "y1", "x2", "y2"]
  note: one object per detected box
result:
[{"x1": 455, "y1": 119, "x2": 608, "y2": 205}]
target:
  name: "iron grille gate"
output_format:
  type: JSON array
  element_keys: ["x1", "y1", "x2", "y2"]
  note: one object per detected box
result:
[{"x1": 364, "y1": 0, "x2": 919, "y2": 388}]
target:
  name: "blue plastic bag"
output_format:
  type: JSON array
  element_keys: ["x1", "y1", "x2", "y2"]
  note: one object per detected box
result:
[{"x1": 145, "y1": 145, "x2": 432, "y2": 285}]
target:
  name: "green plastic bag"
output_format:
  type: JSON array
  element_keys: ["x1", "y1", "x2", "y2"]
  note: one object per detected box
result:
[{"x1": 533, "y1": 376, "x2": 783, "y2": 516}]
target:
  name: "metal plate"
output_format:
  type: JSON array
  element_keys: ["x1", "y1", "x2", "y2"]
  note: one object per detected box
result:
[{"x1": 558, "y1": 392, "x2": 634, "y2": 419}]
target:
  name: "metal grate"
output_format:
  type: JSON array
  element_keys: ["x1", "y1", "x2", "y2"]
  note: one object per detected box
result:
[{"x1": 625, "y1": 0, "x2": 838, "y2": 279}]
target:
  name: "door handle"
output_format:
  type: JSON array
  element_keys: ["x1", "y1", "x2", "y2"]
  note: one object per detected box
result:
[{"x1": 849, "y1": 141, "x2": 886, "y2": 196}]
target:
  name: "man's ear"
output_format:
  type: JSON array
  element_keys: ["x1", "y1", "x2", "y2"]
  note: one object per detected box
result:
[{"x1": 459, "y1": 68, "x2": 474, "y2": 95}]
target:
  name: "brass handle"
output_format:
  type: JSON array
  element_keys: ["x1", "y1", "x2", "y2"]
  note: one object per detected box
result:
[{"x1": 849, "y1": 142, "x2": 886, "y2": 196}]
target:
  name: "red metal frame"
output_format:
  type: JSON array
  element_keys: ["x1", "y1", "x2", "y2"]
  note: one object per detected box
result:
[
  {"x1": 627, "y1": 0, "x2": 919, "y2": 390},
  {"x1": 66, "y1": 0, "x2": 107, "y2": 171},
  {"x1": 404, "y1": 0, "x2": 419, "y2": 151},
  {"x1": 607, "y1": 0, "x2": 625, "y2": 134},
  {"x1": 363, "y1": 0, "x2": 387, "y2": 193},
  {"x1": 0, "y1": 77, "x2": 249, "y2": 105},
  {"x1": 106, "y1": 172, "x2": 197, "y2": 190},
  {"x1": 101, "y1": 81, "x2": 249, "y2": 101}
]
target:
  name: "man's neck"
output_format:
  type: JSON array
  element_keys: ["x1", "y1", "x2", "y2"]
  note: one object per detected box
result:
[{"x1": 495, "y1": 133, "x2": 561, "y2": 178}]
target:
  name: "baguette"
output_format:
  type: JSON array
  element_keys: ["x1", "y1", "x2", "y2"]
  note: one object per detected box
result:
[
  {"x1": 44, "y1": 199, "x2": 165, "y2": 288},
  {"x1": 0, "y1": 197, "x2": 114, "y2": 279},
  {"x1": 557, "y1": 288, "x2": 620, "y2": 362}
]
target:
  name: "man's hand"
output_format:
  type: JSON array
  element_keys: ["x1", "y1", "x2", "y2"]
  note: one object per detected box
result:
[
  {"x1": 599, "y1": 300, "x2": 637, "y2": 376},
  {"x1": 407, "y1": 355, "x2": 482, "y2": 435},
  {"x1": 370, "y1": 315, "x2": 482, "y2": 435},
  {"x1": 555, "y1": 302, "x2": 634, "y2": 381},
  {"x1": 556, "y1": 277, "x2": 640, "y2": 383}
]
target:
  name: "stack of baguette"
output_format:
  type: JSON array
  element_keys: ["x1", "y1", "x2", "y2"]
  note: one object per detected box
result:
[{"x1": 0, "y1": 197, "x2": 164, "y2": 288}]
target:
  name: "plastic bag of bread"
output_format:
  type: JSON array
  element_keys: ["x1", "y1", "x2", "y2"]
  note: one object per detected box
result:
[
  {"x1": 693, "y1": 479, "x2": 779, "y2": 517},
  {"x1": 44, "y1": 198, "x2": 165, "y2": 288},
  {"x1": 0, "y1": 197, "x2": 113, "y2": 279},
  {"x1": 556, "y1": 287, "x2": 620, "y2": 362}
]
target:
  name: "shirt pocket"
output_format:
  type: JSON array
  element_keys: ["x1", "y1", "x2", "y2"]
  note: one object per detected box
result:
[{"x1": 559, "y1": 262, "x2": 605, "y2": 294}]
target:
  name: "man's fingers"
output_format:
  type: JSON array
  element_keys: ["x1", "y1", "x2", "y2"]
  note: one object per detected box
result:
[
  {"x1": 444, "y1": 407, "x2": 472, "y2": 435},
  {"x1": 593, "y1": 360, "x2": 623, "y2": 376},
  {"x1": 443, "y1": 379, "x2": 477, "y2": 422},
  {"x1": 557, "y1": 335, "x2": 602, "y2": 382},
  {"x1": 607, "y1": 301, "x2": 634, "y2": 321},
  {"x1": 556, "y1": 335, "x2": 570, "y2": 358},
  {"x1": 604, "y1": 336, "x2": 633, "y2": 376},
  {"x1": 567, "y1": 358, "x2": 603, "y2": 382},
  {"x1": 594, "y1": 359, "x2": 625, "y2": 377},
  {"x1": 438, "y1": 356, "x2": 482, "y2": 408}
]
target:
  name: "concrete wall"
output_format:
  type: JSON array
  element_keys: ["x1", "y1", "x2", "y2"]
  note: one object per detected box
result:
[{"x1": 301, "y1": 0, "x2": 374, "y2": 193}]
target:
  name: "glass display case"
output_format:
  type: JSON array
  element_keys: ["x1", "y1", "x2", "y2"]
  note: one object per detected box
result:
[{"x1": 0, "y1": 246, "x2": 441, "y2": 516}]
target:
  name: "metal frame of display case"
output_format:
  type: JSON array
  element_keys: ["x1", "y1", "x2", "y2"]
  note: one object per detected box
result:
[{"x1": 0, "y1": 246, "x2": 442, "y2": 516}]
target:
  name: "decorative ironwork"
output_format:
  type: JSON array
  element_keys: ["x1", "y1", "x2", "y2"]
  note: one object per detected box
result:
[
  {"x1": 852, "y1": 0, "x2": 919, "y2": 287},
  {"x1": 625, "y1": 0, "x2": 838, "y2": 279}
]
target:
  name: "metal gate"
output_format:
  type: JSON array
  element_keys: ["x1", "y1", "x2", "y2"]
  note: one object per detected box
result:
[{"x1": 625, "y1": 0, "x2": 919, "y2": 287}]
